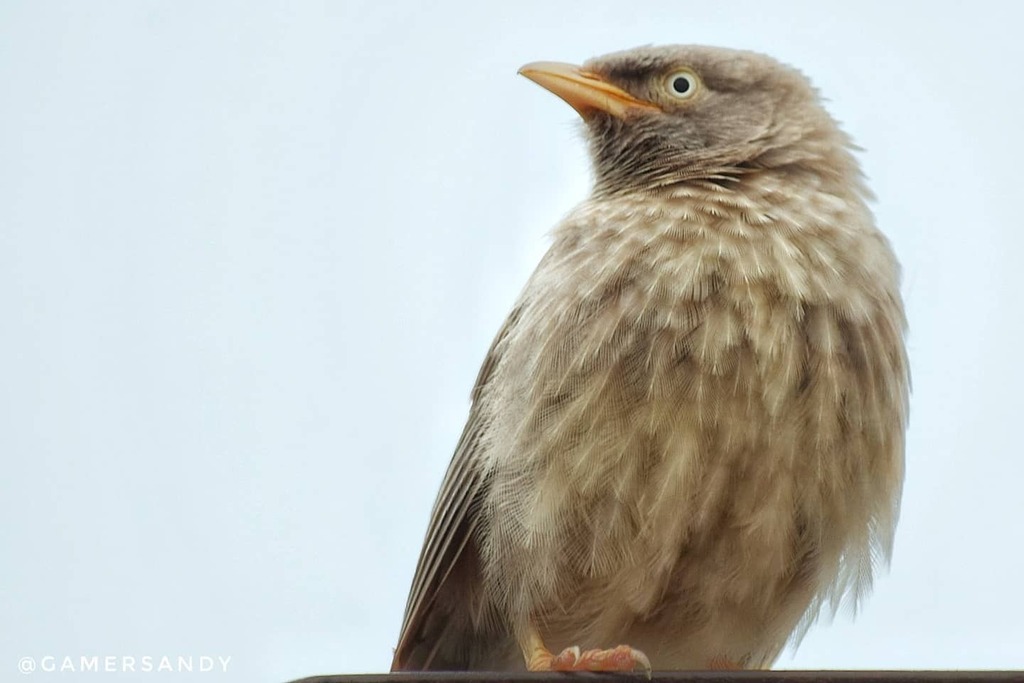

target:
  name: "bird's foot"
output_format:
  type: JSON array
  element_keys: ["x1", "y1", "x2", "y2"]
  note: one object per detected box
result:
[
  {"x1": 528, "y1": 644, "x2": 651, "y2": 673},
  {"x1": 521, "y1": 624, "x2": 651, "y2": 675},
  {"x1": 707, "y1": 655, "x2": 742, "y2": 670}
]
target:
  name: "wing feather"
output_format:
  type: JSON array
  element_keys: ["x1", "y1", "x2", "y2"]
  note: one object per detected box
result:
[{"x1": 390, "y1": 306, "x2": 521, "y2": 670}]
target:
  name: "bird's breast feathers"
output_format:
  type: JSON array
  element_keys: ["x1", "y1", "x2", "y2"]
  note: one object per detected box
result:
[{"x1": 477, "y1": 178, "x2": 907, "y2": 642}]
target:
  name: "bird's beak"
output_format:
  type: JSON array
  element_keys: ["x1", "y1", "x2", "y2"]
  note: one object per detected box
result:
[{"x1": 518, "y1": 61, "x2": 660, "y2": 119}]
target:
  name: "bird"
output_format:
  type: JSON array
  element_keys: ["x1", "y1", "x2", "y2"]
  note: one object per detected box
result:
[{"x1": 390, "y1": 45, "x2": 909, "y2": 672}]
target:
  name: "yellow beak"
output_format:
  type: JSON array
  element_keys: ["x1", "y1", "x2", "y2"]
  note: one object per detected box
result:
[{"x1": 518, "y1": 61, "x2": 660, "y2": 119}]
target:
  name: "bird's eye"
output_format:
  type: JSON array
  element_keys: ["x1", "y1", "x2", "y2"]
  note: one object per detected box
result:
[{"x1": 666, "y1": 70, "x2": 699, "y2": 99}]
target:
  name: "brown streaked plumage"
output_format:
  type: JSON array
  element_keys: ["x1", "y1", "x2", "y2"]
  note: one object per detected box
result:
[{"x1": 391, "y1": 45, "x2": 909, "y2": 672}]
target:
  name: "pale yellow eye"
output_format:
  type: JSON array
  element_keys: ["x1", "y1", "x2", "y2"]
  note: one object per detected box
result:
[{"x1": 665, "y1": 70, "x2": 699, "y2": 99}]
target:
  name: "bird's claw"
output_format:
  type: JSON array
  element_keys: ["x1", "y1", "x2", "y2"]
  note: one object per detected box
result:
[{"x1": 549, "y1": 644, "x2": 652, "y2": 674}]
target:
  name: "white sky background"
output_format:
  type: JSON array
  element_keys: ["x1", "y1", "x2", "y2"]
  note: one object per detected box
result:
[{"x1": 2, "y1": 1, "x2": 1022, "y2": 681}]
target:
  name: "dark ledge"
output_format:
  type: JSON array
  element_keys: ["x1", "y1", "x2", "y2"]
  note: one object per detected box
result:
[{"x1": 289, "y1": 672, "x2": 1024, "y2": 683}]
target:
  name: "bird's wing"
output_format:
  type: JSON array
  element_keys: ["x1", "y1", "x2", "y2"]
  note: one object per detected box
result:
[{"x1": 391, "y1": 306, "x2": 521, "y2": 670}]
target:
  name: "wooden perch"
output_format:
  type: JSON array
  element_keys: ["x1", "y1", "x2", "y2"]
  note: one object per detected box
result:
[{"x1": 289, "y1": 671, "x2": 1024, "y2": 683}]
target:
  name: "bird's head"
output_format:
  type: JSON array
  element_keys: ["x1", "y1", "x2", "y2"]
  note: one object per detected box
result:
[{"x1": 520, "y1": 45, "x2": 854, "y2": 195}]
